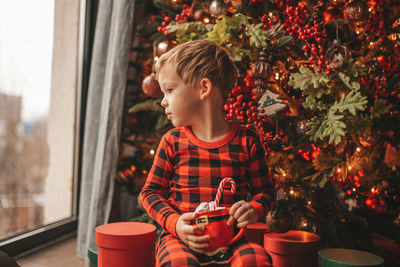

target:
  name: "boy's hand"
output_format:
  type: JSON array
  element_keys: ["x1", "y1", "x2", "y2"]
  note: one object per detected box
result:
[
  {"x1": 176, "y1": 212, "x2": 210, "y2": 253},
  {"x1": 227, "y1": 200, "x2": 258, "y2": 228}
]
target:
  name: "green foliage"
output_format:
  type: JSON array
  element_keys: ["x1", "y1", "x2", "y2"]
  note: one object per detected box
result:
[
  {"x1": 306, "y1": 91, "x2": 368, "y2": 144},
  {"x1": 338, "y1": 72, "x2": 360, "y2": 90},
  {"x1": 331, "y1": 91, "x2": 368, "y2": 115},
  {"x1": 167, "y1": 22, "x2": 212, "y2": 43},
  {"x1": 372, "y1": 99, "x2": 388, "y2": 118},
  {"x1": 128, "y1": 99, "x2": 164, "y2": 113},
  {"x1": 206, "y1": 18, "x2": 230, "y2": 45},
  {"x1": 245, "y1": 23, "x2": 269, "y2": 48},
  {"x1": 288, "y1": 67, "x2": 331, "y2": 98}
]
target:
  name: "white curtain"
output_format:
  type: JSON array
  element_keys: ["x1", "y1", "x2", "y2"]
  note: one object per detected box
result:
[{"x1": 76, "y1": 0, "x2": 135, "y2": 262}]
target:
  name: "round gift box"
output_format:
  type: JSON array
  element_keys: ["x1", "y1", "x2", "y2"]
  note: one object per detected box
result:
[
  {"x1": 245, "y1": 222, "x2": 270, "y2": 246},
  {"x1": 318, "y1": 248, "x2": 384, "y2": 267},
  {"x1": 88, "y1": 240, "x2": 98, "y2": 267},
  {"x1": 264, "y1": 230, "x2": 321, "y2": 267},
  {"x1": 95, "y1": 222, "x2": 156, "y2": 267}
]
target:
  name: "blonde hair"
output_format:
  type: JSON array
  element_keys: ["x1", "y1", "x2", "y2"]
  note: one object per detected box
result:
[{"x1": 154, "y1": 39, "x2": 238, "y2": 100}]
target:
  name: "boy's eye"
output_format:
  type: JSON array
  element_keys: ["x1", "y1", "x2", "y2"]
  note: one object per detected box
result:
[{"x1": 166, "y1": 88, "x2": 173, "y2": 93}]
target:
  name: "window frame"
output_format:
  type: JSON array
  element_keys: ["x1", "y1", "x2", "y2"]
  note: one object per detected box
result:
[{"x1": 0, "y1": 0, "x2": 98, "y2": 257}]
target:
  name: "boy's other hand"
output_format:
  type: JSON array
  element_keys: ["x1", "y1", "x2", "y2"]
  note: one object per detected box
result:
[
  {"x1": 176, "y1": 212, "x2": 210, "y2": 253},
  {"x1": 227, "y1": 200, "x2": 258, "y2": 228}
]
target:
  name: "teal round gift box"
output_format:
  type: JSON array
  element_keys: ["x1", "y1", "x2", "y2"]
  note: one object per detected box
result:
[{"x1": 318, "y1": 248, "x2": 384, "y2": 267}]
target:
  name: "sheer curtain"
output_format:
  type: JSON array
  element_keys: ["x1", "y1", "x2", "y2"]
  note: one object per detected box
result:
[{"x1": 77, "y1": 0, "x2": 135, "y2": 260}]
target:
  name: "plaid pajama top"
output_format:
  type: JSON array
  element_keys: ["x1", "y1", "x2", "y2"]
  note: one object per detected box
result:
[{"x1": 141, "y1": 121, "x2": 275, "y2": 237}]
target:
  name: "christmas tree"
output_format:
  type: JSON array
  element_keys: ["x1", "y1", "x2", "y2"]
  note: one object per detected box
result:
[{"x1": 118, "y1": 0, "x2": 400, "y2": 256}]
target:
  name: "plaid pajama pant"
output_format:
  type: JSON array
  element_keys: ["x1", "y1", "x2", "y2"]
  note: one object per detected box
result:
[{"x1": 156, "y1": 232, "x2": 272, "y2": 267}]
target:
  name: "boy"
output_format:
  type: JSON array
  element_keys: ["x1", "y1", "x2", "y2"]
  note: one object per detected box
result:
[{"x1": 141, "y1": 39, "x2": 275, "y2": 266}]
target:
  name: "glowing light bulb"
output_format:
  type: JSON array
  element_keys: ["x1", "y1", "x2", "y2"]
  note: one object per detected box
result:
[
  {"x1": 356, "y1": 147, "x2": 361, "y2": 152},
  {"x1": 369, "y1": 42, "x2": 374, "y2": 45},
  {"x1": 348, "y1": 166, "x2": 352, "y2": 170},
  {"x1": 283, "y1": 173, "x2": 287, "y2": 177},
  {"x1": 154, "y1": 56, "x2": 159, "y2": 62},
  {"x1": 356, "y1": 31, "x2": 360, "y2": 35},
  {"x1": 337, "y1": 168, "x2": 341, "y2": 173},
  {"x1": 275, "y1": 73, "x2": 280, "y2": 80},
  {"x1": 307, "y1": 201, "x2": 311, "y2": 205},
  {"x1": 150, "y1": 149, "x2": 155, "y2": 155},
  {"x1": 290, "y1": 190, "x2": 294, "y2": 195},
  {"x1": 203, "y1": 18, "x2": 210, "y2": 24},
  {"x1": 368, "y1": 8, "x2": 372, "y2": 12},
  {"x1": 352, "y1": 188, "x2": 356, "y2": 192},
  {"x1": 303, "y1": 222, "x2": 308, "y2": 227}
]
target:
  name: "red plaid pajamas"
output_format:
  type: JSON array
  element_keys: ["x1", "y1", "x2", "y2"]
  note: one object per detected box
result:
[
  {"x1": 157, "y1": 232, "x2": 272, "y2": 267},
  {"x1": 141, "y1": 121, "x2": 275, "y2": 266}
]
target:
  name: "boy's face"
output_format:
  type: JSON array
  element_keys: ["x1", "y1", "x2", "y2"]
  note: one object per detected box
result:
[{"x1": 158, "y1": 63, "x2": 202, "y2": 127}]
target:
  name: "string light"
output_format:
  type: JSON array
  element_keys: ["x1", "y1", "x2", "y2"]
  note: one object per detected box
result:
[
  {"x1": 356, "y1": 30, "x2": 360, "y2": 35},
  {"x1": 368, "y1": 8, "x2": 372, "y2": 12},
  {"x1": 303, "y1": 222, "x2": 308, "y2": 227},
  {"x1": 275, "y1": 72, "x2": 280, "y2": 80},
  {"x1": 352, "y1": 187, "x2": 356, "y2": 192},
  {"x1": 154, "y1": 56, "x2": 159, "y2": 62},
  {"x1": 348, "y1": 166, "x2": 352, "y2": 170},
  {"x1": 143, "y1": 170, "x2": 148, "y2": 175},
  {"x1": 203, "y1": 17, "x2": 210, "y2": 24},
  {"x1": 371, "y1": 187, "x2": 376, "y2": 194},
  {"x1": 356, "y1": 147, "x2": 361, "y2": 152},
  {"x1": 150, "y1": 149, "x2": 155, "y2": 155},
  {"x1": 369, "y1": 41, "x2": 374, "y2": 45},
  {"x1": 290, "y1": 189, "x2": 294, "y2": 195},
  {"x1": 307, "y1": 200, "x2": 311, "y2": 205},
  {"x1": 283, "y1": 172, "x2": 287, "y2": 177}
]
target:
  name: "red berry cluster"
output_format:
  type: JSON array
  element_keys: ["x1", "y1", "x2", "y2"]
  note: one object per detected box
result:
[
  {"x1": 369, "y1": 0, "x2": 393, "y2": 8},
  {"x1": 157, "y1": 13, "x2": 171, "y2": 35},
  {"x1": 175, "y1": 4, "x2": 193, "y2": 24},
  {"x1": 283, "y1": 4, "x2": 330, "y2": 74},
  {"x1": 377, "y1": 55, "x2": 400, "y2": 76},
  {"x1": 365, "y1": 10, "x2": 385, "y2": 36},
  {"x1": 261, "y1": 14, "x2": 274, "y2": 30},
  {"x1": 283, "y1": 5, "x2": 309, "y2": 37},
  {"x1": 224, "y1": 81, "x2": 275, "y2": 153}
]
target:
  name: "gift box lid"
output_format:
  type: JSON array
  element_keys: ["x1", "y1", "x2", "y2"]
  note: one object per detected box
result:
[
  {"x1": 264, "y1": 230, "x2": 320, "y2": 253},
  {"x1": 95, "y1": 222, "x2": 156, "y2": 250},
  {"x1": 318, "y1": 248, "x2": 384, "y2": 267},
  {"x1": 247, "y1": 222, "x2": 270, "y2": 231}
]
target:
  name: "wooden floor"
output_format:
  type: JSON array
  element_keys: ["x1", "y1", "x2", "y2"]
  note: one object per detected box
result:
[{"x1": 16, "y1": 236, "x2": 85, "y2": 267}]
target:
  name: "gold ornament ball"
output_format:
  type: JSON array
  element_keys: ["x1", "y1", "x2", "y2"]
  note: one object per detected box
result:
[
  {"x1": 209, "y1": 0, "x2": 228, "y2": 19},
  {"x1": 344, "y1": 0, "x2": 368, "y2": 22},
  {"x1": 142, "y1": 73, "x2": 162, "y2": 98},
  {"x1": 154, "y1": 40, "x2": 176, "y2": 57}
]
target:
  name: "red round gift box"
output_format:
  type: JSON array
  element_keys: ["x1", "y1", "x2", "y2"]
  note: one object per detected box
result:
[
  {"x1": 95, "y1": 222, "x2": 156, "y2": 267},
  {"x1": 264, "y1": 230, "x2": 321, "y2": 267},
  {"x1": 244, "y1": 222, "x2": 270, "y2": 246}
]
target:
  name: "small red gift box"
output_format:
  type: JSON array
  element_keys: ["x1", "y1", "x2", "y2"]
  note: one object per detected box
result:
[
  {"x1": 95, "y1": 222, "x2": 156, "y2": 267},
  {"x1": 264, "y1": 230, "x2": 321, "y2": 267},
  {"x1": 244, "y1": 222, "x2": 270, "y2": 246}
]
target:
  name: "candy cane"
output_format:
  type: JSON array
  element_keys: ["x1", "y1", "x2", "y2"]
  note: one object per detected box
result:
[{"x1": 214, "y1": 177, "x2": 236, "y2": 207}]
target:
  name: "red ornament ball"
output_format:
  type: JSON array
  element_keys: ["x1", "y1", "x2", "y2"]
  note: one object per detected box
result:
[{"x1": 142, "y1": 73, "x2": 162, "y2": 98}]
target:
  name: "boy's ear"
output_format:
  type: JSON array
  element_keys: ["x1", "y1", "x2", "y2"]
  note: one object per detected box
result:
[{"x1": 199, "y1": 78, "x2": 213, "y2": 100}]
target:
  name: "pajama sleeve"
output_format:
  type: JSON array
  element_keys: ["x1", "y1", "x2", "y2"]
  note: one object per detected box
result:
[
  {"x1": 141, "y1": 135, "x2": 181, "y2": 237},
  {"x1": 247, "y1": 135, "x2": 276, "y2": 220}
]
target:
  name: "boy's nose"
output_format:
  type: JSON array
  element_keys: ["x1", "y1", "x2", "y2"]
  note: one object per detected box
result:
[{"x1": 161, "y1": 97, "x2": 168, "y2": 108}]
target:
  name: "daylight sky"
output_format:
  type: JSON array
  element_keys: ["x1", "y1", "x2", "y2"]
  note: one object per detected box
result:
[{"x1": 0, "y1": 0, "x2": 54, "y2": 121}]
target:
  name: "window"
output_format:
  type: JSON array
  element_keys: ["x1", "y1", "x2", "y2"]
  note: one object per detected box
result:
[{"x1": 0, "y1": 0, "x2": 93, "y2": 256}]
